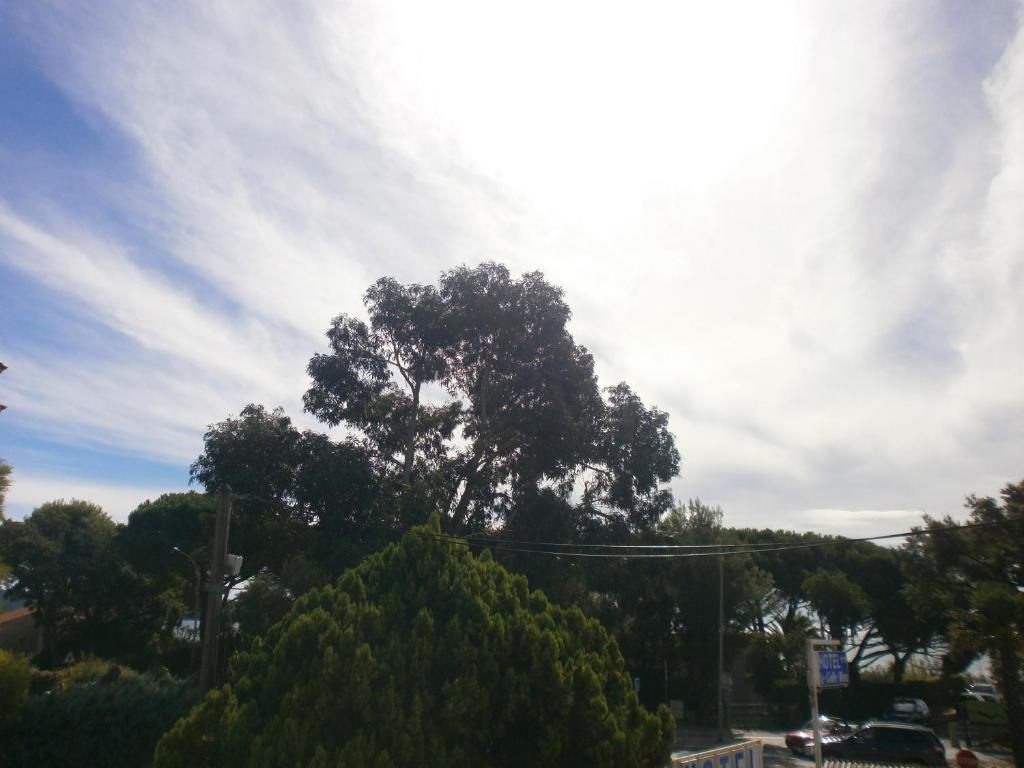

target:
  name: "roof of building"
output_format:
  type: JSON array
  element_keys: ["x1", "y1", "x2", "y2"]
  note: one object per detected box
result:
[{"x1": 0, "y1": 606, "x2": 34, "y2": 625}]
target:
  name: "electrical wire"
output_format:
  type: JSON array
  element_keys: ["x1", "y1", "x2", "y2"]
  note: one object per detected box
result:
[
  {"x1": 392, "y1": 517, "x2": 1010, "y2": 560},
  {"x1": 224, "y1": 489, "x2": 1011, "y2": 560}
]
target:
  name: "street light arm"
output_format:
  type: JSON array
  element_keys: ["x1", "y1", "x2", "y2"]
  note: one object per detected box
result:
[{"x1": 171, "y1": 546, "x2": 202, "y2": 580}]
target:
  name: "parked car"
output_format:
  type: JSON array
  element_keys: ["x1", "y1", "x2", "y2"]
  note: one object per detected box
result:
[
  {"x1": 884, "y1": 697, "x2": 930, "y2": 723},
  {"x1": 961, "y1": 690, "x2": 998, "y2": 704},
  {"x1": 960, "y1": 693, "x2": 1009, "y2": 727},
  {"x1": 821, "y1": 722, "x2": 946, "y2": 766},
  {"x1": 785, "y1": 715, "x2": 855, "y2": 755},
  {"x1": 965, "y1": 682, "x2": 1002, "y2": 702}
]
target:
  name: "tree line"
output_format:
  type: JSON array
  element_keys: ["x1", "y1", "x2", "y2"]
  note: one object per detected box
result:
[{"x1": 0, "y1": 263, "x2": 1021, "y2": 762}]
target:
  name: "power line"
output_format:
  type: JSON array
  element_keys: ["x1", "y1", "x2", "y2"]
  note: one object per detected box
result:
[
  {"x1": 224, "y1": 490, "x2": 1007, "y2": 560},
  {"x1": 346, "y1": 516, "x2": 1011, "y2": 561}
]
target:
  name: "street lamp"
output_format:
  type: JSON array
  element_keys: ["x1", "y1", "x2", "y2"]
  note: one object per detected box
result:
[{"x1": 171, "y1": 546, "x2": 202, "y2": 672}]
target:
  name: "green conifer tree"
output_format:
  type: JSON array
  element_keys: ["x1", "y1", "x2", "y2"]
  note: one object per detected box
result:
[{"x1": 155, "y1": 518, "x2": 673, "y2": 767}]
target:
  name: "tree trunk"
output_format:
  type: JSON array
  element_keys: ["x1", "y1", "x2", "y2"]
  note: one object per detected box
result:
[
  {"x1": 449, "y1": 472, "x2": 478, "y2": 534},
  {"x1": 44, "y1": 619, "x2": 58, "y2": 668},
  {"x1": 995, "y1": 633, "x2": 1024, "y2": 768},
  {"x1": 891, "y1": 651, "x2": 908, "y2": 684},
  {"x1": 449, "y1": 445, "x2": 489, "y2": 533},
  {"x1": 402, "y1": 381, "x2": 421, "y2": 489},
  {"x1": 783, "y1": 599, "x2": 799, "y2": 632}
]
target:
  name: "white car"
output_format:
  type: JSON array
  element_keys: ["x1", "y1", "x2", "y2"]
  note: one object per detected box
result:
[
  {"x1": 965, "y1": 683, "x2": 1002, "y2": 703},
  {"x1": 884, "y1": 698, "x2": 930, "y2": 723}
]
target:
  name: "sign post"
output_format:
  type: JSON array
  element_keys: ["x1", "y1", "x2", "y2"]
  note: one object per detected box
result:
[{"x1": 806, "y1": 639, "x2": 848, "y2": 768}]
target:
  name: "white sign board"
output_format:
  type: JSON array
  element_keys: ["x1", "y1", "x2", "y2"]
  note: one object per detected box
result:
[{"x1": 673, "y1": 740, "x2": 763, "y2": 768}]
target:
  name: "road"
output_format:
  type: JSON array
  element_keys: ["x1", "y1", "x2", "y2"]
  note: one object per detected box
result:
[{"x1": 671, "y1": 728, "x2": 1014, "y2": 768}]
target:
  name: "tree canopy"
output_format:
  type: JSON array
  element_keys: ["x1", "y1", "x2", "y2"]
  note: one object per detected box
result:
[
  {"x1": 154, "y1": 519, "x2": 674, "y2": 768},
  {"x1": 0, "y1": 459, "x2": 11, "y2": 521},
  {"x1": 301, "y1": 263, "x2": 679, "y2": 533},
  {"x1": 0, "y1": 500, "x2": 179, "y2": 666},
  {"x1": 905, "y1": 480, "x2": 1024, "y2": 764},
  {"x1": 190, "y1": 405, "x2": 385, "y2": 578}
]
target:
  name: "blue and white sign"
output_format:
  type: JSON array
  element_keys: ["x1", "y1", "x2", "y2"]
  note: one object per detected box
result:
[
  {"x1": 817, "y1": 650, "x2": 849, "y2": 688},
  {"x1": 673, "y1": 740, "x2": 763, "y2": 768}
]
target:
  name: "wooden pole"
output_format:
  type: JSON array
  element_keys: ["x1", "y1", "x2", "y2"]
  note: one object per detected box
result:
[
  {"x1": 200, "y1": 486, "x2": 231, "y2": 693},
  {"x1": 717, "y1": 553, "x2": 724, "y2": 741}
]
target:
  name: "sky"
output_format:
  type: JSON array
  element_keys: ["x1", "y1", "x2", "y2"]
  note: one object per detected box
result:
[{"x1": 1, "y1": 1, "x2": 1022, "y2": 537}]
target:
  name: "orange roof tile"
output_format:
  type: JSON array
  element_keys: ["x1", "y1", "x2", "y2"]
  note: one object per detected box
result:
[{"x1": 0, "y1": 607, "x2": 33, "y2": 624}]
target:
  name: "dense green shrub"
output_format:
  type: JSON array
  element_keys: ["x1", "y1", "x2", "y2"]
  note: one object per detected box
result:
[
  {"x1": 56, "y1": 657, "x2": 133, "y2": 689},
  {"x1": 155, "y1": 521, "x2": 674, "y2": 767},
  {"x1": 26, "y1": 656, "x2": 153, "y2": 694},
  {"x1": 0, "y1": 649, "x2": 31, "y2": 730},
  {"x1": 7, "y1": 672, "x2": 196, "y2": 768}
]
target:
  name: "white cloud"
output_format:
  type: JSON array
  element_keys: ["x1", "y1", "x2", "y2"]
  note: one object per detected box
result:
[
  {"x1": 4, "y1": 471, "x2": 182, "y2": 523},
  {"x1": 792, "y1": 508, "x2": 927, "y2": 534},
  {"x1": 2, "y1": 1, "x2": 1023, "y2": 534}
]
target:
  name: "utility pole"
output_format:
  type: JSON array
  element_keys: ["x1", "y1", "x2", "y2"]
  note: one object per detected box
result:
[
  {"x1": 717, "y1": 552, "x2": 725, "y2": 742},
  {"x1": 200, "y1": 485, "x2": 231, "y2": 693}
]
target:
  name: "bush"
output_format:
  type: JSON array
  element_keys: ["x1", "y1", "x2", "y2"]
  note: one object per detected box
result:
[
  {"x1": 0, "y1": 649, "x2": 31, "y2": 730},
  {"x1": 6, "y1": 673, "x2": 197, "y2": 768},
  {"x1": 27, "y1": 657, "x2": 141, "y2": 695},
  {"x1": 155, "y1": 520, "x2": 674, "y2": 767},
  {"x1": 59, "y1": 657, "x2": 134, "y2": 688}
]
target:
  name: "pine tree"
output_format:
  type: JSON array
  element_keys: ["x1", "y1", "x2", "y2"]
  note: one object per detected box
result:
[{"x1": 155, "y1": 518, "x2": 673, "y2": 767}]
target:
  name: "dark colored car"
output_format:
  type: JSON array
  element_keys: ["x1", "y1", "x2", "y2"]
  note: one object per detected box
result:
[
  {"x1": 821, "y1": 722, "x2": 946, "y2": 766},
  {"x1": 785, "y1": 716, "x2": 855, "y2": 755}
]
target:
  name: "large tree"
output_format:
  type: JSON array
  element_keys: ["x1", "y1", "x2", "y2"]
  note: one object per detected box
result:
[
  {"x1": 154, "y1": 519, "x2": 674, "y2": 768},
  {"x1": 0, "y1": 459, "x2": 11, "y2": 521},
  {"x1": 121, "y1": 492, "x2": 215, "y2": 578},
  {"x1": 0, "y1": 459, "x2": 11, "y2": 610},
  {"x1": 906, "y1": 480, "x2": 1024, "y2": 765},
  {"x1": 304, "y1": 263, "x2": 679, "y2": 534},
  {"x1": 0, "y1": 500, "x2": 173, "y2": 665},
  {"x1": 190, "y1": 405, "x2": 383, "y2": 578},
  {"x1": 837, "y1": 544, "x2": 947, "y2": 683}
]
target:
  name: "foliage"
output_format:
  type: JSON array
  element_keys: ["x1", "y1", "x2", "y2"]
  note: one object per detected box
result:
[
  {"x1": 302, "y1": 263, "x2": 679, "y2": 533},
  {"x1": 652, "y1": 500, "x2": 753, "y2": 720},
  {"x1": 6, "y1": 671, "x2": 196, "y2": 768},
  {"x1": 0, "y1": 558, "x2": 9, "y2": 612},
  {"x1": 190, "y1": 405, "x2": 383, "y2": 578},
  {"x1": 489, "y1": 486, "x2": 589, "y2": 607},
  {"x1": 0, "y1": 649, "x2": 31, "y2": 730},
  {"x1": 40, "y1": 657, "x2": 138, "y2": 692},
  {"x1": 0, "y1": 460, "x2": 12, "y2": 611},
  {"x1": 0, "y1": 458, "x2": 11, "y2": 521},
  {"x1": 230, "y1": 571, "x2": 294, "y2": 643},
  {"x1": 0, "y1": 500, "x2": 117, "y2": 664},
  {"x1": 744, "y1": 629, "x2": 810, "y2": 707},
  {"x1": 817, "y1": 675, "x2": 965, "y2": 722},
  {"x1": 154, "y1": 520, "x2": 674, "y2": 768},
  {"x1": 801, "y1": 570, "x2": 870, "y2": 641},
  {"x1": 121, "y1": 492, "x2": 214, "y2": 580},
  {"x1": 0, "y1": 500, "x2": 177, "y2": 667},
  {"x1": 583, "y1": 499, "x2": 754, "y2": 722},
  {"x1": 904, "y1": 479, "x2": 1024, "y2": 765},
  {"x1": 119, "y1": 493, "x2": 216, "y2": 661}
]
